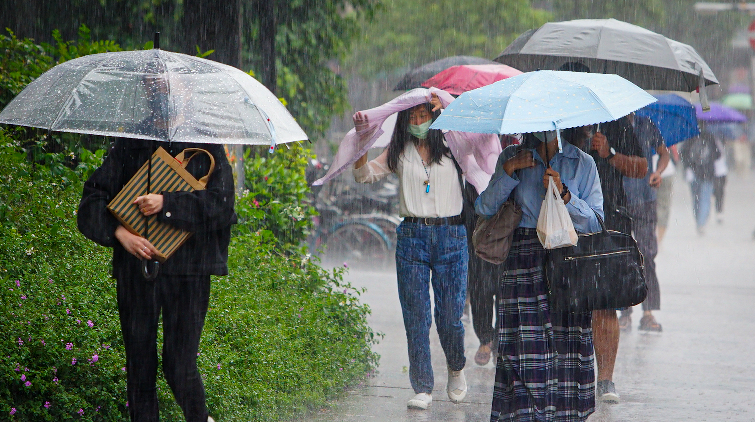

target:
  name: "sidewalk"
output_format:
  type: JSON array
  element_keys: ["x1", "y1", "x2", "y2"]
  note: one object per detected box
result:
[{"x1": 313, "y1": 171, "x2": 755, "y2": 422}]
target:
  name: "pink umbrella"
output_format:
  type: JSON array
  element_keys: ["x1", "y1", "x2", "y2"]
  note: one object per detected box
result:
[{"x1": 421, "y1": 64, "x2": 522, "y2": 95}]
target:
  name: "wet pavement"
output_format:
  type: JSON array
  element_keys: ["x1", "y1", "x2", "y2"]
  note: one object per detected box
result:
[{"x1": 312, "y1": 171, "x2": 755, "y2": 422}]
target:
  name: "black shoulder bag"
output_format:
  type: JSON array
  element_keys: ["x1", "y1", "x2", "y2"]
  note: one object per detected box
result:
[{"x1": 545, "y1": 211, "x2": 647, "y2": 313}]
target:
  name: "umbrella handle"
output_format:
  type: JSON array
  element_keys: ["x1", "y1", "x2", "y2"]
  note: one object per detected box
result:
[{"x1": 142, "y1": 259, "x2": 160, "y2": 281}]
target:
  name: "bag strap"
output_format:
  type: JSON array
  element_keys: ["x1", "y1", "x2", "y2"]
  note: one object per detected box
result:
[{"x1": 174, "y1": 148, "x2": 216, "y2": 188}]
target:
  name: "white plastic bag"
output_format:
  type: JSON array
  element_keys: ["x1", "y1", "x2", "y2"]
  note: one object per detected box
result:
[{"x1": 537, "y1": 176, "x2": 578, "y2": 249}]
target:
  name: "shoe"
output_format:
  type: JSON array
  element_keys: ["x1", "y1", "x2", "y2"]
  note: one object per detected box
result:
[
  {"x1": 639, "y1": 315, "x2": 662, "y2": 332},
  {"x1": 407, "y1": 393, "x2": 432, "y2": 410},
  {"x1": 474, "y1": 342, "x2": 493, "y2": 366},
  {"x1": 447, "y1": 368, "x2": 467, "y2": 403},
  {"x1": 618, "y1": 312, "x2": 631, "y2": 332},
  {"x1": 208, "y1": 417, "x2": 215, "y2": 422},
  {"x1": 596, "y1": 380, "x2": 620, "y2": 404}
]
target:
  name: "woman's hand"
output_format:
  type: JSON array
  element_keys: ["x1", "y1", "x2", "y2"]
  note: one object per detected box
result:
[
  {"x1": 353, "y1": 111, "x2": 369, "y2": 133},
  {"x1": 503, "y1": 150, "x2": 535, "y2": 176},
  {"x1": 430, "y1": 93, "x2": 443, "y2": 112},
  {"x1": 115, "y1": 225, "x2": 158, "y2": 260},
  {"x1": 543, "y1": 168, "x2": 563, "y2": 192},
  {"x1": 134, "y1": 194, "x2": 163, "y2": 216}
]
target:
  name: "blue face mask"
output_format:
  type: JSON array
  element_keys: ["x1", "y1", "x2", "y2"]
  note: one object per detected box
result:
[{"x1": 408, "y1": 119, "x2": 433, "y2": 139}]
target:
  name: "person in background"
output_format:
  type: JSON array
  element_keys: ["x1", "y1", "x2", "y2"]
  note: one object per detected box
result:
[
  {"x1": 619, "y1": 113, "x2": 669, "y2": 332},
  {"x1": 353, "y1": 93, "x2": 469, "y2": 410},
  {"x1": 680, "y1": 124, "x2": 721, "y2": 236},
  {"x1": 477, "y1": 129, "x2": 603, "y2": 422},
  {"x1": 466, "y1": 135, "x2": 520, "y2": 367},
  {"x1": 712, "y1": 134, "x2": 728, "y2": 224},
  {"x1": 656, "y1": 145, "x2": 678, "y2": 244}
]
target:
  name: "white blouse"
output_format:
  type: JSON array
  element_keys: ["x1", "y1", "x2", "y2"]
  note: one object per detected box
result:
[{"x1": 353, "y1": 143, "x2": 463, "y2": 218}]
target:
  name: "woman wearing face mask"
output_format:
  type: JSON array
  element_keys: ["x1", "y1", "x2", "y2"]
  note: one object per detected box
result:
[
  {"x1": 353, "y1": 93, "x2": 469, "y2": 410},
  {"x1": 477, "y1": 130, "x2": 603, "y2": 421}
]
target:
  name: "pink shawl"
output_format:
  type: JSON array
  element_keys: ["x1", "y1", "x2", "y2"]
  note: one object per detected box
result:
[{"x1": 312, "y1": 87, "x2": 501, "y2": 192}]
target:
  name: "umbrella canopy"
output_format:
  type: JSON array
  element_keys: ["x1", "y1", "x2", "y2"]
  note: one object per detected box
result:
[
  {"x1": 393, "y1": 55, "x2": 497, "y2": 91},
  {"x1": 420, "y1": 64, "x2": 523, "y2": 96},
  {"x1": 495, "y1": 19, "x2": 718, "y2": 92},
  {"x1": 0, "y1": 49, "x2": 308, "y2": 147},
  {"x1": 634, "y1": 94, "x2": 699, "y2": 146},
  {"x1": 721, "y1": 93, "x2": 753, "y2": 111},
  {"x1": 429, "y1": 70, "x2": 656, "y2": 136},
  {"x1": 705, "y1": 122, "x2": 745, "y2": 141},
  {"x1": 695, "y1": 102, "x2": 747, "y2": 123}
]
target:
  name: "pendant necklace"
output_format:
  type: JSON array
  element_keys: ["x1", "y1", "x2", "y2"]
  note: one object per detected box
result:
[{"x1": 420, "y1": 158, "x2": 430, "y2": 193}]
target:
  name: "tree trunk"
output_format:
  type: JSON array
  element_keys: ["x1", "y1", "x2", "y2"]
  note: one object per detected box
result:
[
  {"x1": 255, "y1": 0, "x2": 277, "y2": 94},
  {"x1": 181, "y1": 0, "x2": 242, "y2": 67}
]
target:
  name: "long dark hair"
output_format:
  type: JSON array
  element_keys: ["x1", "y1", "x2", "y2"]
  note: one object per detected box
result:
[{"x1": 386, "y1": 103, "x2": 450, "y2": 172}]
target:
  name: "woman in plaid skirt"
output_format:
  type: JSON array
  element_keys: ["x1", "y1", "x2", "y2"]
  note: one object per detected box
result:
[{"x1": 475, "y1": 130, "x2": 604, "y2": 421}]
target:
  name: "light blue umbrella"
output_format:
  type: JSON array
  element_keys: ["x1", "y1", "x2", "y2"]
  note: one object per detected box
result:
[{"x1": 430, "y1": 70, "x2": 656, "y2": 140}]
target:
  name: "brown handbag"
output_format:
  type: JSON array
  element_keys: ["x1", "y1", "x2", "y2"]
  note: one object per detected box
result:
[
  {"x1": 106, "y1": 147, "x2": 215, "y2": 263},
  {"x1": 471, "y1": 198, "x2": 522, "y2": 264}
]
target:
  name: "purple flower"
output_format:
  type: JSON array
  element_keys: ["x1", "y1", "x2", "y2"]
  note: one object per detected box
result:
[
  {"x1": 87, "y1": 320, "x2": 94, "y2": 328},
  {"x1": 71, "y1": 358, "x2": 77, "y2": 365},
  {"x1": 20, "y1": 295, "x2": 26, "y2": 300},
  {"x1": 297, "y1": 313, "x2": 301, "y2": 318},
  {"x1": 65, "y1": 343, "x2": 73, "y2": 350},
  {"x1": 20, "y1": 374, "x2": 26, "y2": 381},
  {"x1": 48, "y1": 279, "x2": 53, "y2": 284},
  {"x1": 343, "y1": 262, "x2": 349, "y2": 268},
  {"x1": 52, "y1": 377, "x2": 58, "y2": 384},
  {"x1": 24, "y1": 381, "x2": 31, "y2": 387},
  {"x1": 90, "y1": 354, "x2": 99, "y2": 364},
  {"x1": 121, "y1": 367, "x2": 126, "y2": 372},
  {"x1": 17, "y1": 338, "x2": 23, "y2": 346},
  {"x1": 44, "y1": 401, "x2": 50, "y2": 408},
  {"x1": 102, "y1": 344, "x2": 110, "y2": 350},
  {"x1": 65, "y1": 309, "x2": 70, "y2": 315},
  {"x1": 217, "y1": 364, "x2": 221, "y2": 369},
  {"x1": 15, "y1": 280, "x2": 20, "y2": 287},
  {"x1": 8, "y1": 288, "x2": 12, "y2": 291},
  {"x1": 343, "y1": 289, "x2": 348, "y2": 294},
  {"x1": 9, "y1": 408, "x2": 16, "y2": 415},
  {"x1": 78, "y1": 408, "x2": 84, "y2": 416},
  {"x1": 40, "y1": 340, "x2": 46, "y2": 346},
  {"x1": 76, "y1": 319, "x2": 81, "y2": 324}
]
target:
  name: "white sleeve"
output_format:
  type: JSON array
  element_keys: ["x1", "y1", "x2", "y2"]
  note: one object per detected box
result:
[{"x1": 353, "y1": 149, "x2": 391, "y2": 183}]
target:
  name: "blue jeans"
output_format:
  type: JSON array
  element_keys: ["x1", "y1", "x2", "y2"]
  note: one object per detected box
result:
[
  {"x1": 690, "y1": 179, "x2": 714, "y2": 229},
  {"x1": 395, "y1": 221, "x2": 468, "y2": 394}
]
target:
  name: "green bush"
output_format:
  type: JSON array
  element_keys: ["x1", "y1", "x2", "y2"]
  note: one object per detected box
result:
[{"x1": 235, "y1": 144, "x2": 318, "y2": 250}]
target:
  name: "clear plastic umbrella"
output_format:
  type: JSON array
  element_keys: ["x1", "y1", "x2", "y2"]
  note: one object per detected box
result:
[{"x1": 0, "y1": 48, "x2": 308, "y2": 150}]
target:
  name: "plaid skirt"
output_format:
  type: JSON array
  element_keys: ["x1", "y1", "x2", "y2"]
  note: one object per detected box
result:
[{"x1": 490, "y1": 228, "x2": 595, "y2": 422}]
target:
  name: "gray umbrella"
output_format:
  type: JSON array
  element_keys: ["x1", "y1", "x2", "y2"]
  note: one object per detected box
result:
[
  {"x1": 0, "y1": 48, "x2": 307, "y2": 149},
  {"x1": 393, "y1": 55, "x2": 497, "y2": 91},
  {"x1": 495, "y1": 19, "x2": 718, "y2": 93}
]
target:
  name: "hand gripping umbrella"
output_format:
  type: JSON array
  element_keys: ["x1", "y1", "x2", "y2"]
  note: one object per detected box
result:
[
  {"x1": 496, "y1": 19, "x2": 718, "y2": 109},
  {"x1": 0, "y1": 39, "x2": 308, "y2": 278}
]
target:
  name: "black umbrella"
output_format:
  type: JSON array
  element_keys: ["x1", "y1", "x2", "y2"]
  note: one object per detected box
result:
[
  {"x1": 393, "y1": 55, "x2": 497, "y2": 91},
  {"x1": 495, "y1": 19, "x2": 718, "y2": 93}
]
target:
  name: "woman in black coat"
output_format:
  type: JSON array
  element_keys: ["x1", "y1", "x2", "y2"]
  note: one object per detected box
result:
[{"x1": 78, "y1": 138, "x2": 236, "y2": 422}]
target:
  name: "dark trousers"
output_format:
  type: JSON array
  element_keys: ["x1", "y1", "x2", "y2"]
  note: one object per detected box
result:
[
  {"x1": 625, "y1": 202, "x2": 660, "y2": 312},
  {"x1": 714, "y1": 175, "x2": 726, "y2": 213},
  {"x1": 117, "y1": 271, "x2": 211, "y2": 422},
  {"x1": 467, "y1": 243, "x2": 501, "y2": 346}
]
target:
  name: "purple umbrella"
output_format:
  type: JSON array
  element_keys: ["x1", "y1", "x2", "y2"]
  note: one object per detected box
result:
[{"x1": 695, "y1": 102, "x2": 747, "y2": 123}]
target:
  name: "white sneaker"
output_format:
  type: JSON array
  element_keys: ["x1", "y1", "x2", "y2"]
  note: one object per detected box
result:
[
  {"x1": 208, "y1": 417, "x2": 216, "y2": 422},
  {"x1": 447, "y1": 368, "x2": 467, "y2": 403},
  {"x1": 407, "y1": 392, "x2": 432, "y2": 409}
]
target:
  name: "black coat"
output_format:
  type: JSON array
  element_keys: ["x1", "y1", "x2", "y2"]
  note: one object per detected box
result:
[{"x1": 78, "y1": 139, "x2": 237, "y2": 279}]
